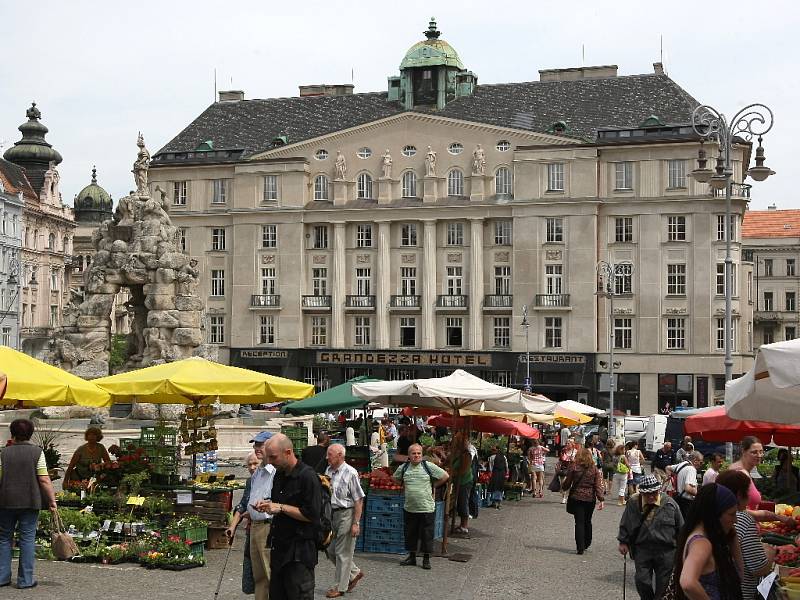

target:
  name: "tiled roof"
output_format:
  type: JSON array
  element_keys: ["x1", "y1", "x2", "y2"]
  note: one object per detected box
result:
[
  {"x1": 154, "y1": 73, "x2": 699, "y2": 159},
  {"x1": 0, "y1": 157, "x2": 37, "y2": 200},
  {"x1": 743, "y1": 210, "x2": 800, "y2": 239}
]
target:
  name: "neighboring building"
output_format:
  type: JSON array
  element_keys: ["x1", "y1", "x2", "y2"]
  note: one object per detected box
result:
[
  {"x1": 743, "y1": 208, "x2": 800, "y2": 348},
  {"x1": 0, "y1": 159, "x2": 26, "y2": 347},
  {"x1": 71, "y1": 167, "x2": 129, "y2": 334},
  {"x1": 149, "y1": 20, "x2": 754, "y2": 414},
  {"x1": 3, "y1": 103, "x2": 75, "y2": 356}
]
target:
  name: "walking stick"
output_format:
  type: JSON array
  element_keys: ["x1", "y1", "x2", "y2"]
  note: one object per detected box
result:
[
  {"x1": 622, "y1": 554, "x2": 627, "y2": 600},
  {"x1": 213, "y1": 528, "x2": 236, "y2": 600}
]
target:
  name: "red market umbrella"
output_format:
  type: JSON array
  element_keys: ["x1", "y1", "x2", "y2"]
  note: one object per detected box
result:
[
  {"x1": 427, "y1": 414, "x2": 540, "y2": 439},
  {"x1": 684, "y1": 406, "x2": 800, "y2": 445}
]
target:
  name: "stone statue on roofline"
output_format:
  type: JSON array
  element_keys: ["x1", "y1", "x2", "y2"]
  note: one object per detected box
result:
[{"x1": 132, "y1": 132, "x2": 151, "y2": 195}]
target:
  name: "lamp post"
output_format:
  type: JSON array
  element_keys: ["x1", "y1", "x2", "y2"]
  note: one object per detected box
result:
[
  {"x1": 521, "y1": 304, "x2": 531, "y2": 392},
  {"x1": 689, "y1": 103, "x2": 775, "y2": 384},
  {"x1": 596, "y1": 260, "x2": 634, "y2": 437}
]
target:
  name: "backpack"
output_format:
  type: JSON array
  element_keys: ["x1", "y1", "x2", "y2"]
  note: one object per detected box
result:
[
  {"x1": 315, "y1": 474, "x2": 334, "y2": 551},
  {"x1": 667, "y1": 462, "x2": 689, "y2": 497},
  {"x1": 399, "y1": 459, "x2": 436, "y2": 480}
]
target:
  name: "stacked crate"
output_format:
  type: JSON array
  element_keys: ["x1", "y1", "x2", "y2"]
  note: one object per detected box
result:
[
  {"x1": 139, "y1": 426, "x2": 180, "y2": 485},
  {"x1": 344, "y1": 446, "x2": 371, "y2": 474},
  {"x1": 362, "y1": 490, "x2": 406, "y2": 554},
  {"x1": 281, "y1": 425, "x2": 309, "y2": 452}
]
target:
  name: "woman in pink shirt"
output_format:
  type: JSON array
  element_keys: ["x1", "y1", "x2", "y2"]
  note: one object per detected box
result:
[
  {"x1": 527, "y1": 439, "x2": 548, "y2": 498},
  {"x1": 730, "y1": 436, "x2": 794, "y2": 526}
]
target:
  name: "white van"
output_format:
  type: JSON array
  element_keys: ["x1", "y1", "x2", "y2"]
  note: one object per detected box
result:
[
  {"x1": 623, "y1": 416, "x2": 649, "y2": 446},
  {"x1": 645, "y1": 414, "x2": 667, "y2": 454}
]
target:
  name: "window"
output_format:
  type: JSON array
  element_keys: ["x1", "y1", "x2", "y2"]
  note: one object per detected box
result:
[
  {"x1": 764, "y1": 291, "x2": 774, "y2": 311},
  {"x1": 446, "y1": 317, "x2": 463, "y2": 346},
  {"x1": 303, "y1": 366, "x2": 329, "y2": 392},
  {"x1": 788, "y1": 259, "x2": 796, "y2": 277},
  {"x1": 764, "y1": 328, "x2": 775, "y2": 345},
  {"x1": 402, "y1": 145, "x2": 417, "y2": 157},
  {"x1": 400, "y1": 267, "x2": 417, "y2": 296},
  {"x1": 388, "y1": 368, "x2": 416, "y2": 381},
  {"x1": 313, "y1": 225, "x2": 328, "y2": 249},
  {"x1": 493, "y1": 317, "x2": 511, "y2": 348},
  {"x1": 716, "y1": 318, "x2": 736, "y2": 351},
  {"x1": 786, "y1": 326, "x2": 797, "y2": 341},
  {"x1": 545, "y1": 217, "x2": 563, "y2": 243},
  {"x1": 212, "y1": 179, "x2": 228, "y2": 204},
  {"x1": 544, "y1": 317, "x2": 562, "y2": 348},
  {"x1": 209, "y1": 316, "x2": 225, "y2": 344},
  {"x1": 614, "y1": 318, "x2": 632, "y2": 349},
  {"x1": 356, "y1": 173, "x2": 373, "y2": 199},
  {"x1": 401, "y1": 223, "x2": 417, "y2": 246},
  {"x1": 448, "y1": 143, "x2": 463, "y2": 155},
  {"x1": 615, "y1": 264, "x2": 633, "y2": 295},
  {"x1": 356, "y1": 224, "x2": 373, "y2": 248},
  {"x1": 211, "y1": 270, "x2": 225, "y2": 296},
  {"x1": 447, "y1": 170, "x2": 464, "y2": 196},
  {"x1": 446, "y1": 266, "x2": 463, "y2": 295},
  {"x1": 748, "y1": 271, "x2": 753, "y2": 303},
  {"x1": 658, "y1": 373, "x2": 693, "y2": 412},
  {"x1": 357, "y1": 147, "x2": 372, "y2": 159},
  {"x1": 314, "y1": 175, "x2": 329, "y2": 200},
  {"x1": 311, "y1": 317, "x2": 328, "y2": 346},
  {"x1": 667, "y1": 159, "x2": 687, "y2": 188},
  {"x1": 314, "y1": 149, "x2": 328, "y2": 161},
  {"x1": 716, "y1": 215, "x2": 736, "y2": 241},
  {"x1": 312, "y1": 268, "x2": 328, "y2": 296},
  {"x1": 355, "y1": 268, "x2": 371, "y2": 296},
  {"x1": 49, "y1": 305, "x2": 58, "y2": 328},
  {"x1": 400, "y1": 317, "x2": 416, "y2": 347},
  {"x1": 179, "y1": 228, "x2": 187, "y2": 253},
  {"x1": 50, "y1": 269, "x2": 59, "y2": 291},
  {"x1": 545, "y1": 264, "x2": 563, "y2": 294},
  {"x1": 494, "y1": 266, "x2": 511, "y2": 295},
  {"x1": 547, "y1": 163, "x2": 565, "y2": 191},
  {"x1": 1, "y1": 327, "x2": 10, "y2": 346},
  {"x1": 667, "y1": 318, "x2": 686, "y2": 349},
  {"x1": 496, "y1": 140, "x2": 511, "y2": 152},
  {"x1": 667, "y1": 264, "x2": 686, "y2": 296},
  {"x1": 667, "y1": 216, "x2": 686, "y2": 241},
  {"x1": 764, "y1": 259, "x2": 773, "y2": 277},
  {"x1": 614, "y1": 162, "x2": 633, "y2": 190},
  {"x1": 715, "y1": 263, "x2": 737, "y2": 296},
  {"x1": 260, "y1": 268, "x2": 276, "y2": 295},
  {"x1": 173, "y1": 181, "x2": 187, "y2": 205},
  {"x1": 263, "y1": 175, "x2": 278, "y2": 201},
  {"x1": 47, "y1": 233, "x2": 55, "y2": 250},
  {"x1": 485, "y1": 371, "x2": 513, "y2": 386},
  {"x1": 495, "y1": 167, "x2": 512, "y2": 197},
  {"x1": 615, "y1": 217, "x2": 633, "y2": 243},
  {"x1": 446, "y1": 222, "x2": 464, "y2": 246},
  {"x1": 401, "y1": 171, "x2": 417, "y2": 198},
  {"x1": 211, "y1": 228, "x2": 226, "y2": 251},
  {"x1": 354, "y1": 317, "x2": 371, "y2": 346},
  {"x1": 259, "y1": 315, "x2": 276, "y2": 345},
  {"x1": 1, "y1": 212, "x2": 5, "y2": 235},
  {"x1": 494, "y1": 221, "x2": 512, "y2": 245},
  {"x1": 261, "y1": 225, "x2": 277, "y2": 248},
  {"x1": 787, "y1": 292, "x2": 796, "y2": 312}
]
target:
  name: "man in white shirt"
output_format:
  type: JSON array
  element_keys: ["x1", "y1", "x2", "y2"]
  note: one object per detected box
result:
[
  {"x1": 247, "y1": 431, "x2": 277, "y2": 600},
  {"x1": 668, "y1": 451, "x2": 703, "y2": 519},
  {"x1": 559, "y1": 426, "x2": 571, "y2": 451},
  {"x1": 324, "y1": 444, "x2": 365, "y2": 598}
]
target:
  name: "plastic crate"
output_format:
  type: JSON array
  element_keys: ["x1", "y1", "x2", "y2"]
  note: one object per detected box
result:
[
  {"x1": 118, "y1": 437, "x2": 140, "y2": 450},
  {"x1": 140, "y1": 427, "x2": 178, "y2": 446},
  {"x1": 434, "y1": 501, "x2": 444, "y2": 540},
  {"x1": 361, "y1": 541, "x2": 406, "y2": 554},
  {"x1": 189, "y1": 541, "x2": 205, "y2": 558},
  {"x1": 367, "y1": 494, "x2": 404, "y2": 513},
  {"x1": 364, "y1": 528, "x2": 404, "y2": 544},
  {"x1": 165, "y1": 525, "x2": 208, "y2": 543},
  {"x1": 364, "y1": 511, "x2": 404, "y2": 530}
]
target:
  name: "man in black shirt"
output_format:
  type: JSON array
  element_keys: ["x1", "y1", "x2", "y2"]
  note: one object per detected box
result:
[
  {"x1": 394, "y1": 424, "x2": 417, "y2": 463},
  {"x1": 651, "y1": 441, "x2": 676, "y2": 484},
  {"x1": 300, "y1": 433, "x2": 329, "y2": 474},
  {"x1": 257, "y1": 433, "x2": 322, "y2": 600}
]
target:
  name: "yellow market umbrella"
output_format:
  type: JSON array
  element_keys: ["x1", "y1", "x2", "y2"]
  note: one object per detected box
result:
[
  {"x1": 553, "y1": 406, "x2": 593, "y2": 426},
  {"x1": 0, "y1": 346, "x2": 110, "y2": 408},
  {"x1": 92, "y1": 357, "x2": 314, "y2": 406}
]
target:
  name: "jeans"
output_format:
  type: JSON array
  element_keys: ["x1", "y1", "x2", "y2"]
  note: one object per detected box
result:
[
  {"x1": 269, "y1": 561, "x2": 315, "y2": 600},
  {"x1": 571, "y1": 500, "x2": 595, "y2": 552},
  {"x1": 0, "y1": 508, "x2": 40, "y2": 588}
]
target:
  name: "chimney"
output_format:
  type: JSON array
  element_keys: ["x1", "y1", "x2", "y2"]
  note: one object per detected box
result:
[
  {"x1": 218, "y1": 90, "x2": 245, "y2": 102},
  {"x1": 539, "y1": 65, "x2": 618, "y2": 82},
  {"x1": 653, "y1": 62, "x2": 665, "y2": 75},
  {"x1": 299, "y1": 84, "x2": 354, "y2": 97},
  {"x1": 768, "y1": 203, "x2": 778, "y2": 211}
]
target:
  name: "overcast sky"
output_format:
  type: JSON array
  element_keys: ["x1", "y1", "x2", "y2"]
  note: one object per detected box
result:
[{"x1": 1, "y1": 0, "x2": 797, "y2": 211}]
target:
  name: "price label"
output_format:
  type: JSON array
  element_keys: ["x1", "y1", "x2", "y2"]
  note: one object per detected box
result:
[
  {"x1": 102, "y1": 520, "x2": 111, "y2": 531},
  {"x1": 113, "y1": 522, "x2": 123, "y2": 533},
  {"x1": 126, "y1": 496, "x2": 145, "y2": 506}
]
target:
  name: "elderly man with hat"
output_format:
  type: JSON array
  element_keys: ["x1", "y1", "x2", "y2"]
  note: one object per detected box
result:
[
  {"x1": 617, "y1": 474, "x2": 684, "y2": 600},
  {"x1": 246, "y1": 431, "x2": 276, "y2": 600}
]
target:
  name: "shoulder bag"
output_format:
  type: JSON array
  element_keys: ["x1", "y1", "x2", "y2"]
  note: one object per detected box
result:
[
  {"x1": 51, "y1": 509, "x2": 79, "y2": 560},
  {"x1": 565, "y1": 469, "x2": 589, "y2": 515}
]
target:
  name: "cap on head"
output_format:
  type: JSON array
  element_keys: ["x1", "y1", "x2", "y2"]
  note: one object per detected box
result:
[
  {"x1": 249, "y1": 431, "x2": 273, "y2": 444},
  {"x1": 638, "y1": 474, "x2": 661, "y2": 494}
]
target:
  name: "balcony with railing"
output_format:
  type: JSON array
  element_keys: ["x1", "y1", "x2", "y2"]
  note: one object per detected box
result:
[
  {"x1": 345, "y1": 295, "x2": 376, "y2": 311},
  {"x1": 250, "y1": 294, "x2": 281, "y2": 309},
  {"x1": 534, "y1": 294, "x2": 571, "y2": 308},
  {"x1": 436, "y1": 294, "x2": 468, "y2": 310},
  {"x1": 711, "y1": 183, "x2": 751, "y2": 199},
  {"x1": 483, "y1": 294, "x2": 513, "y2": 311},
  {"x1": 389, "y1": 295, "x2": 422, "y2": 311},
  {"x1": 301, "y1": 295, "x2": 332, "y2": 311}
]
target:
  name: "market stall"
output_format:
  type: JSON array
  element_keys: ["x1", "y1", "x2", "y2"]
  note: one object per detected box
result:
[{"x1": 685, "y1": 406, "x2": 800, "y2": 445}]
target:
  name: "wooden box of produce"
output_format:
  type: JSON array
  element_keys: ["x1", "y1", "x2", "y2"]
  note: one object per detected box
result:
[{"x1": 206, "y1": 526, "x2": 230, "y2": 550}]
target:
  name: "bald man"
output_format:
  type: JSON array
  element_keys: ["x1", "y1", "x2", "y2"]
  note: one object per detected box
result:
[{"x1": 256, "y1": 433, "x2": 322, "y2": 600}]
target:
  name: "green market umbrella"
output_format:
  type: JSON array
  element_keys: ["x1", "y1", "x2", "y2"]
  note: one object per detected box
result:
[{"x1": 281, "y1": 376, "x2": 382, "y2": 416}]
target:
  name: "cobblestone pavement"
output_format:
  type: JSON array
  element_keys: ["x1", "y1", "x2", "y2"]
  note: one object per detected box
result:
[{"x1": 11, "y1": 480, "x2": 636, "y2": 600}]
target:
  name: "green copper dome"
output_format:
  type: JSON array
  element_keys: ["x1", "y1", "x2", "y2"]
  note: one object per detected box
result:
[
  {"x1": 74, "y1": 166, "x2": 113, "y2": 223},
  {"x1": 3, "y1": 102, "x2": 63, "y2": 166},
  {"x1": 400, "y1": 18, "x2": 464, "y2": 71}
]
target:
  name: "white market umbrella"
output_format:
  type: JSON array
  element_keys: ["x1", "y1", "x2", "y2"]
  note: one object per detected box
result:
[
  {"x1": 549, "y1": 399, "x2": 605, "y2": 416},
  {"x1": 726, "y1": 338, "x2": 800, "y2": 424}
]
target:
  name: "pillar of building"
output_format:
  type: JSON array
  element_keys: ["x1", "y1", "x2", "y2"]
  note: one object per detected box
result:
[
  {"x1": 376, "y1": 221, "x2": 391, "y2": 348},
  {"x1": 422, "y1": 220, "x2": 437, "y2": 349},
  {"x1": 469, "y1": 218, "x2": 484, "y2": 349},
  {"x1": 332, "y1": 222, "x2": 347, "y2": 347}
]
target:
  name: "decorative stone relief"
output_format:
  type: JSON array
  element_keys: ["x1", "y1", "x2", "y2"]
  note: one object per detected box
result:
[
  {"x1": 261, "y1": 255, "x2": 276, "y2": 264},
  {"x1": 613, "y1": 307, "x2": 634, "y2": 315},
  {"x1": 546, "y1": 250, "x2": 562, "y2": 260},
  {"x1": 356, "y1": 254, "x2": 371, "y2": 263},
  {"x1": 401, "y1": 254, "x2": 416, "y2": 264},
  {"x1": 447, "y1": 253, "x2": 462, "y2": 263},
  {"x1": 494, "y1": 251, "x2": 510, "y2": 263},
  {"x1": 665, "y1": 307, "x2": 687, "y2": 315},
  {"x1": 312, "y1": 255, "x2": 327, "y2": 265}
]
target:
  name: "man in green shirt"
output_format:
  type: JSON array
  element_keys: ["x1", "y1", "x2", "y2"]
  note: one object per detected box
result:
[{"x1": 393, "y1": 444, "x2": 449, "y2": 570}]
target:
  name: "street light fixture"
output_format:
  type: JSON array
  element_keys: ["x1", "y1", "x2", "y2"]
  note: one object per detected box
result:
[
  {"x1": 690, "y1": 103, "x2": 775, "y2": 384},
  {"x1": 521, "y1": 304, "x2": 531, "y2": 392}
]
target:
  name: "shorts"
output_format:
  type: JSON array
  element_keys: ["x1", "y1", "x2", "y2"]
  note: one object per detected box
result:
[{"x1": 531, "y1": 465, "x2": 545, "y2": 473}]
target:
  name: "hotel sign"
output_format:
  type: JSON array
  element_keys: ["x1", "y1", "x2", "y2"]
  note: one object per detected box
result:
[{"x1": 316, "y1": 351, "x2": 492, "y2": 367}]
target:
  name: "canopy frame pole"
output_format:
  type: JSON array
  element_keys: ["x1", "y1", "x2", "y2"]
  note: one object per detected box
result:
[{"x1": 190, "y1": 397, "x2": 200, "y2": 480}]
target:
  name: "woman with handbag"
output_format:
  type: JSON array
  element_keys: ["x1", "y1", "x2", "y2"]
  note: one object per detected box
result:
[
  {"x1": 558, "y1": 439, "x2": 577, "y2": 504},
  {"x1": 561, "y1": 448, "x2": 604, "y2": 555},
  {"x1": 611, "y1": 444, "x2": 630, "y2": 506}
]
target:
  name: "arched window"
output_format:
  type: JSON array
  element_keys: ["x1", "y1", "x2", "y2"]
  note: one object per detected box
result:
[
  {"x1": 401, "y1": 171, "x2": 417, "y2": 198},
  {"x1": 48, "y1": 232, "x2": 55, "y2": 250},
  {"x1": 356, "y1": 173, "x2": 373, "y2": 199},
  {"x1": 314, "y1": 174, "x2": 329, "y2": 200},
  {"x1": 495, "y1": 167, "x2": 512, "y2": 197},
  {"x1": 447, "y1": 169, "x2": 464, "y2": 197},
  {"x1": 32, "y1": 229, "x2": 38, "y2": 249}
]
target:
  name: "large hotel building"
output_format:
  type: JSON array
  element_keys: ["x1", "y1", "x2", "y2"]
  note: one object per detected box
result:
[{"x1": 149, "y1": 20, "x2": 755, "y2": 415}]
